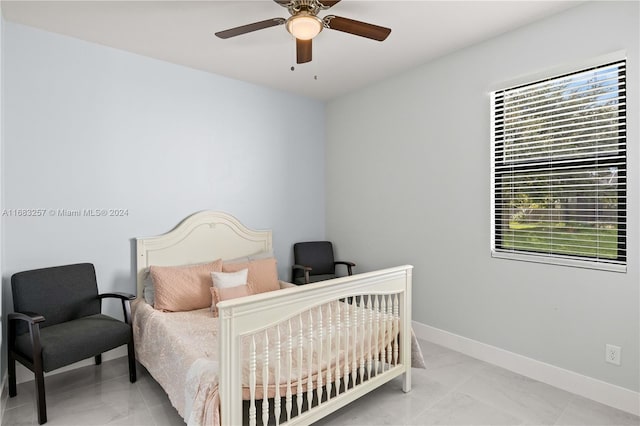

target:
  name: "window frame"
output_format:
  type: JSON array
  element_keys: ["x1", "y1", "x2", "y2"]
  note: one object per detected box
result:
[{"x1": 490, "y1": 54, "x2": 627, "y2": 273}]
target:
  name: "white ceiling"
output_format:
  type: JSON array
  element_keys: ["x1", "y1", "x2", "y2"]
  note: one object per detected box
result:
[{"x1": 2, "y1": 0, "x2": 581, "y2": 101}]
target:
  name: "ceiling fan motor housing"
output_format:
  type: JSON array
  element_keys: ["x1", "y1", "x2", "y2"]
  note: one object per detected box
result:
[{"x1": 285, "y1": 0, "x2": 332, "y2": 17}]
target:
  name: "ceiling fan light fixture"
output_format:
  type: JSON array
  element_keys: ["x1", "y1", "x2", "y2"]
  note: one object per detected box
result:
[{"x1": 286, "y1": 12, "x2": 323, "y2": 40}]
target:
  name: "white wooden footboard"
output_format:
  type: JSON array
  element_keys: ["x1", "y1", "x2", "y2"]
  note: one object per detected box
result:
[{"x1": 217, "y1": 265, "x2": 413, "y2": 426}]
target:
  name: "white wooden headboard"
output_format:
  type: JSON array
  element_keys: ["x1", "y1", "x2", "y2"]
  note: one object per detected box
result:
[{"x1": 135, "y1": 211, "x2": 272, "y2": 298}]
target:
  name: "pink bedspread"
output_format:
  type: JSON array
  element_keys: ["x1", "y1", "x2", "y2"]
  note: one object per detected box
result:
[
  {"x1": 133, "y1": 301, "x2": 221, "y2": 425},
  {"x1": 132, "y1": 299, "x2": 421, "y2": 425}
]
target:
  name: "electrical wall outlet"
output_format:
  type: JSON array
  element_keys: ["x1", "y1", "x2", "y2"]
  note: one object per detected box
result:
[{"x1": 605, "y1": 344, "x2": 621, "y2": 366}]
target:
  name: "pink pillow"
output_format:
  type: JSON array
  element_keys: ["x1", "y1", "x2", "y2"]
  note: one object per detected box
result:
[
  {"x1": 210, "y1": 285, "x2": 252, "y2": 318},
  {"x1": 211, "y1": 269, "x2": 248, "y2": 313},
  {"x1": 218, "y1": 284, "x2": 251, "y2": 300},
  {"x1": 222, "y1": 257, "x2": 279, "y2": 294},
  {"x1": 150, "y1": 259, "x2": 222, "y2": 312}
]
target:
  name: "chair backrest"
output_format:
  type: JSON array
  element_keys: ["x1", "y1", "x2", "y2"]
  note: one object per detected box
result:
[
  {"x1": 11, "y1": 263, "x2": 101, "y2": 332},
  {"x1": 293, "y1": 241, "x2": 336, "y2": 276}
]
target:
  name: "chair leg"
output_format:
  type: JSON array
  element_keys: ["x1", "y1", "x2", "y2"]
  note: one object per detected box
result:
[
  {"x1": 8, "y1": 351, "x2": 17, "y2": 397},
  {"x1": 127, "y1": 342, "x2": 136, "y2": 383},
  {"x1": 95, "y1": 354, "x2": 102, "y2": 365},
  {"x1": 34, "y1": 364, "x2": 47, "y2": 425}
]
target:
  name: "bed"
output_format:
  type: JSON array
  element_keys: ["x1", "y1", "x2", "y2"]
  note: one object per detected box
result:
[{"x1": 132, "y1": 211, "x2": 414, "y2": 425}]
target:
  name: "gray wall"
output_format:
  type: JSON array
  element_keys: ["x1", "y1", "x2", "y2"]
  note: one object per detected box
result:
[
  {"x1": 326, "y1": 1, "x2": 639, "y2": 392},
  {"x1": 2, "y1": 22, "x2": 326, "y2": 311}
]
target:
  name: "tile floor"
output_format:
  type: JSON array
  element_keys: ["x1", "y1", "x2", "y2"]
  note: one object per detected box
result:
[{"x1": 2, "y1": 340, "x2": 638, "y2": 425}]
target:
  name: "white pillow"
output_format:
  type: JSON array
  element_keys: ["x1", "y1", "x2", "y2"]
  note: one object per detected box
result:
[
  {"x1": 211, "y1": 268, "x2": 249, "y2": 289},
  {"x1": 211, "y1": 269, "x2": 249, "y2": 312}
]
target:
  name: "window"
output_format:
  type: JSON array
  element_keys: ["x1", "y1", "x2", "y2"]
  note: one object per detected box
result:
[{"x1": 491, "y1": 60, "x2": 626, "y2": 271}]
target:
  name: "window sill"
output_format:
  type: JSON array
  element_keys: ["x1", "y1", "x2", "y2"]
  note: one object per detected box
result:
[{"x1": 491, "y1": 250, "x2": 627, "y2": 273}]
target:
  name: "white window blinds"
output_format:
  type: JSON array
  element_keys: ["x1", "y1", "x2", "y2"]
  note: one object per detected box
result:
[{"x1": 491, "y1": 60, "x2": 626, "y2": 270}]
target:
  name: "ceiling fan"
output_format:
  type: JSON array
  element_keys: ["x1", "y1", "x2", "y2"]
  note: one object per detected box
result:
[{"x1": 215, "y1": 0, "x2": 391, "y2": 64}]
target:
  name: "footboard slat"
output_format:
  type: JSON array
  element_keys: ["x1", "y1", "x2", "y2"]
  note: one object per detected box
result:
[
  {"x1": 306, "y1": 310, "x2": 314, "y2": 409},
  {"x1": 380, "y1": 295, "x2": 387, "y2": 372},
  {"x1": 359, "y1": 296, "x2": 366, "y2": 383},
  {"x1": 335, "y1": 301, "x2": 342, "y2": 396},
  {"x1": 343, "y1": 298, "x2": 350, "y2": 390},
  {"x1": 325, "y1": 302, "x2": 333, "y2": 402},
  {"x1": 386, "y1": 295, "x2": 393, "y2": 373},
  {"x1": 262, "y1": 330, "x2": 269, "y2": 426},
  {"x1": 393, "y1": 294, "x2": 400, "y2": 367},
  {"x1": 317, "y1": 306, "x2": 324, "y2": 405},
  {"x1": 249, "y1": 337, "x2": 257, "y2": 426},
  {"x1": 286, "y1": 320, "x2": 293, "y2": 422},
  {"x1": 366, "y1": 295, "x2": 373, "y2": 381},
  {"x1": 275, "y1": 326, "x2": 282, "y2": 426},
  {"x1": 373, "y1": 295, "x2": 380, "y2": 375},
  {"x1": 351, "y1": 300, "x2": 358, "y2": 388},
  {"x1": 217, "y1": 265, "x2": 413, "y2": 426},
  {"x1": 296, "y1": 314, "x2": 304, "y2": 417}
]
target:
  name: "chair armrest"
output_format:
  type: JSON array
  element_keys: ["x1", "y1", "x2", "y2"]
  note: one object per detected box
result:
[
  {"x1": 8, "y1": 312, "x2": 45, "y2": 359},
  {"x1": 98, "y1": 292, "x2": 136, "y2": 301},
  {"x1": 292, "y1": 264, "x2": 312, "y2": 271},
  {"x1": 8, "y1": 311, "x2": 45, "y2": 325},
  {"x1": 98, "y1": 293, "x2": 135, "y2": 325},
  {"x1": 335, "y1": 261, "x2": 356, "y2": 276},
  {"x1": 292, "y1": 264, "x2": 312, "y2": 284}
]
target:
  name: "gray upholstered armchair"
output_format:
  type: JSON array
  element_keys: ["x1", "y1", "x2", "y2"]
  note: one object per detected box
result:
[
  {"x1": 8, "y1": 263, "x2": 136, "y2": 424},
  {"x1": 292, "y1": 241, "x2": 356, "y2": 285}
]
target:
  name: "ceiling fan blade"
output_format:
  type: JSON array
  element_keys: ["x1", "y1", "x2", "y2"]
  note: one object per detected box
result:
[
  {"x1": 324, "y1": 16, "x2": 391, "y2": 41},
  {"x1": 215, "y1": 18, "x2": 285, "y2": 39},
  {"x1": 318, "y1": 1, "x2": 341, "y2": 7},
  {"x1": 296, "y1": 39, "x2": 312, "y2": 64}
]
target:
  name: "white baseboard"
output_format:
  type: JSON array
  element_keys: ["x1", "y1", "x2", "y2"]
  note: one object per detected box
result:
[
  {"x1": 15, "y1": 346, "x2": 128, "y2": 384},
  {"x1": 412, "y1": 321, "x2": 640, "y2": 416}
]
